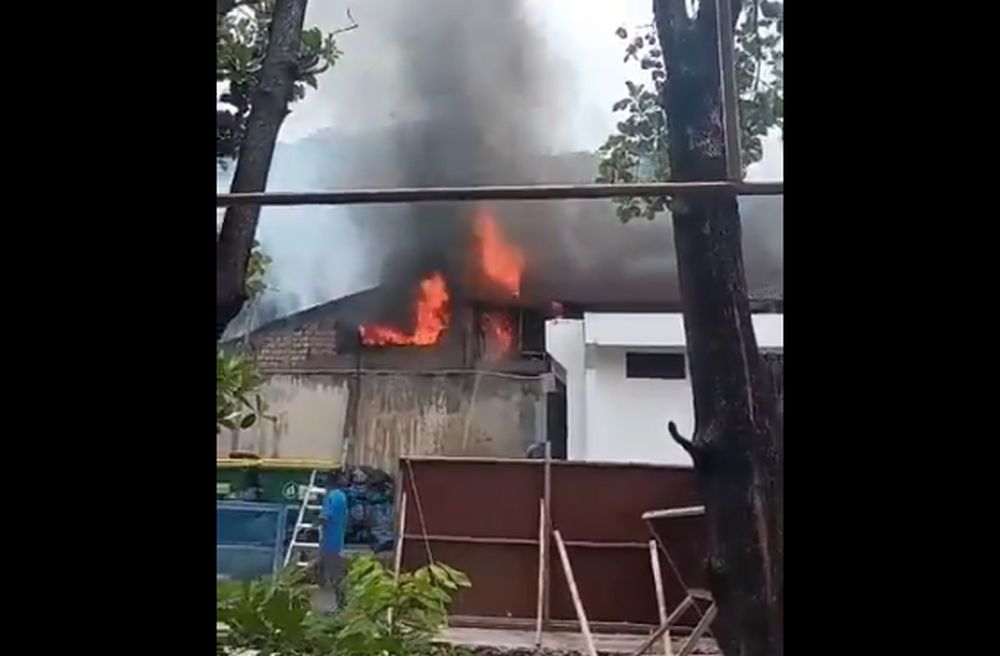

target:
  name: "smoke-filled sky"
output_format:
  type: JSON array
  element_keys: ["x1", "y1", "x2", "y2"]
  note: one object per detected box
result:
[{"x1": 218, "y1": 0, "x2": 783, "y2": 331}]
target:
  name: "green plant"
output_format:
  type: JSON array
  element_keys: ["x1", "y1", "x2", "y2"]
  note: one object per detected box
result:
[
  {"x1": 217, "y1": 557, "x2": 472, "y2": 655},
  {"x1": 245, "y1": 240, "x2": 273, "y2": 300},
  {"x1": 331, "y1": 555, "x2": 471, "y2": 656},
  {"x1": 217, "y1": 349, "x2": 270, "y2": 433},
  {"x1": 217, "y1": 567, "x2": 323, "y2": 655}
]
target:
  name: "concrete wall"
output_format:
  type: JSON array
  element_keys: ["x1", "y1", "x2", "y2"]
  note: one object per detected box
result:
[
  {"x1": 545, "y1": 319, "x2": 586, "y2": 459},
  {"x1": 584, "y1": 345, "x2": 696, "y2": 464},
  {"x1": 547, "y1": 312, "x2": 784, "y2": 465},
  {"x1": 217, "y1": 372, "x2": 542, "y2": 474}
]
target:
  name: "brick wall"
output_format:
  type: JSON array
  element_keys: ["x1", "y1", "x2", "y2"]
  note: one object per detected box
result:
[{"x1": 248, "y1": 326, "x2": 342, "y2": 371}]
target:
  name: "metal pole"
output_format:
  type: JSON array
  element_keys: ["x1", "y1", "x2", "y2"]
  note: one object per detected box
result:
[
  {"x1": 216, "y1": 181, "x2": 783, "y2": 207},
  {"x1": 715, "y1": 0, "x2": 743, "y2": 181}
]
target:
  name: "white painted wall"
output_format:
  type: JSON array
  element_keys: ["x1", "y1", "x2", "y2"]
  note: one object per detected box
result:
[
  {"x1": 584, "y1": 345, "x2": 695, "y2": 464},
  {"x1": 545, "y1": 319, "x2": 587, "y2": 459},
  {"x1": 546, "y1": 312, "x2": 784, "y2": 465}
]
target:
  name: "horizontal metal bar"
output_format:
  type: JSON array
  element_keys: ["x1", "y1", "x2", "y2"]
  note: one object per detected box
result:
[
  {"x1": 217, "y1": 181, "x2": 783, "y2": 207},
  {"x1": 404, "y1": 533, "x2": 537, "y2": 546},
  {"x1": 402, "y1": 533, "x2": 649, "y2": 549},
  {"x1": 256, "y1": 368, "x2": 544, "y2": 380}
]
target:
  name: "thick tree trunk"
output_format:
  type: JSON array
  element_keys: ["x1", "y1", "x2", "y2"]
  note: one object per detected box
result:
[
  {"x1": 216, "y1": 0, "x2": 308, "y2": 339},
  {"x1": 652, "y1": 1, "x2": 783, "y2": 655}
]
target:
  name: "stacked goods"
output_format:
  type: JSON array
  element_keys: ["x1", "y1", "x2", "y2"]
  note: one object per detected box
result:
[{"x1": 326, "y1": 466, "x2": 396, "y2": 553}]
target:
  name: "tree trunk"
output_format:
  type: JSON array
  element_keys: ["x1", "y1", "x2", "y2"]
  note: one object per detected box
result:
[
  {"x1": 652, "y1": 1, "x2": 783, "y2": 655},
  {"x1": 216, "y1": 0, "x2": 309, "y2": 339}
]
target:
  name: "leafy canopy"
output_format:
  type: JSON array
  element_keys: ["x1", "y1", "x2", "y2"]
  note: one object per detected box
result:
[
  {"x1": 596, "y1": 0, "x2": 783, "y2": 221},
  {"x1": 217, "y1": 0, "x2": 345, "y2": 164}
]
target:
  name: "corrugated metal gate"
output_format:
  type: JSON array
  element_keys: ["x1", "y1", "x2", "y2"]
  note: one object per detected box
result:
[{"x1": 397, "y1": 456, "x2": 706, "y2": 628}]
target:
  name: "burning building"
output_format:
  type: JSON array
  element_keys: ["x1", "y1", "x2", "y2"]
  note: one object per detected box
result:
[
  {"x1": 217, "y1": 0, "x2": 782, "y2": 471},
  {"x1": 220, "y1": 207, "x2": 561, "y2": 473},
  {"x1": 220, "y1": 189, "x2": 782, "y2": 474}
]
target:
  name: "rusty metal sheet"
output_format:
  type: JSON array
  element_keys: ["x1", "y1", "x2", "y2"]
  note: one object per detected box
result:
[
  {"x1": 397, "y1": 457, "x2": 705, "y2": 626},
  {"x1": 550, "y1": 462, "x2": 701, "y2": 543},
  {"x1": 401, "y1": 459, "x2": 542, "y2": 539},
  {"x1": 402, "y1": 540, "x2": 540, "y2": 619},
  {"x1": 550, "y1": 545, "x2": 662, "y2": 624}
]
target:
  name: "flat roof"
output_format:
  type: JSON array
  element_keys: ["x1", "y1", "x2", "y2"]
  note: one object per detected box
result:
[{"x1": 580, "y1": 312, "x2": 783, "y2": 350}]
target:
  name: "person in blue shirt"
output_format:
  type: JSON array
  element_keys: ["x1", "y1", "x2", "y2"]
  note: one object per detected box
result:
[{"x1": 315, "y1": 471, "x2": 349, "y2": 611}]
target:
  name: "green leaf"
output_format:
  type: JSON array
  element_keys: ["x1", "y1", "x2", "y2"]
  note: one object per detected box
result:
[
  {"x1": 301, "y1": 28, "x2": 322, "y2": 51},
  {"x1": 240, "y1": 413, "x2": 258, "y2": 429}
]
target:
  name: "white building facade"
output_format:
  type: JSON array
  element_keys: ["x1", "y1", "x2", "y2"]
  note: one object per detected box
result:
[{"x1": 545, "y1": 312, "x2": 783, "y2": 465}]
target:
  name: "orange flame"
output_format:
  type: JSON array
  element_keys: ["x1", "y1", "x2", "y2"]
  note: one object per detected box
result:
[
  {"x1": 474, "y1": 210, "x2": 524, "y2": 298},
  {"x1": 472, "y1": 209, "x2": 523, "y2": 360},
  {"x1": 481, "y1": 311, "x2": 515, "y2": 361},
  {"x1": 360, "y1": 272, "x2": 450, "y2": 346}
]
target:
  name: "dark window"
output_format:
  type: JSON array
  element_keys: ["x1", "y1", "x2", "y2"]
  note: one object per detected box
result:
[
  {"x1": 625, "y1": 352, "x2": 686, "y2": 380},
  {"x1": 519, "y1": 309, "x2": 546, "y2": 356}
]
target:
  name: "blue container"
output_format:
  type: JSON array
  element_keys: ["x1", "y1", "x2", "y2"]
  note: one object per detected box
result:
[{"x1": 217, "y1": 501, "x2": 288, "y2": 580}]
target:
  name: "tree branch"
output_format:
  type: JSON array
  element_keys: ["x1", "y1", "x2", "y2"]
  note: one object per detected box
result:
[
  {"x1": 217, "y1": 0, "x2": 255, "y2": 18},
  {"x1": 667, "y1": 421, "x2": 699, "y2": 458},
  {"x1": 331, "y1": 8, "x2": 359, "y2": 37}
]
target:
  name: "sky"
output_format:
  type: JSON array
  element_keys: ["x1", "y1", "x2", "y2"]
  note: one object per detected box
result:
[
  {"x1": 274, "y1": 0, "x2": 782, "y2": 177},
  {"x1": 218, "y1": 0, "x2": 783, "y2": 323}
]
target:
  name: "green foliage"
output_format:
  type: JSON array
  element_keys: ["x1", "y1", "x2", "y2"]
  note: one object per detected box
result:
[
  {"x1": 218, "y1": 567, "x2": 321, "y2": 655},
  {"x1": 216, "y1": 235, "x2": 270, "y2": 431},
  {"x1": 217, "y1": 1, "x2": 344, "y2": 164},
  {"x1": 245, "y1": 239, "x2": 272, "y2": 300},
  {"x1": 217, "y1": 349, "x2": 270, "y2": 433},
  {"x1": 597, "y1": 1, "x2": 784, "y2": 221},
  {"x1": 331, "y1": 555, "x2": 471, "y2": 656},
  {"x1": 217, "y1": 557, "x2": 472, "y2": 656}
]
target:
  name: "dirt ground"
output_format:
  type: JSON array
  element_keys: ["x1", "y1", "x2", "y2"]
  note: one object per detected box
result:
[
  {"x1": 471, "y1": 642, "x2": 722, "y2": 656},
  {"x1": 441, "y1": 627, "x2": 720, "y2": 655}
]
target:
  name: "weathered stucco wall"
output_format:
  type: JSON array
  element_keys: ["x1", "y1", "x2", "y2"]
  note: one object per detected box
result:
[{"x1": 218, "y1": 372, "x2": 542, "y2": 473}]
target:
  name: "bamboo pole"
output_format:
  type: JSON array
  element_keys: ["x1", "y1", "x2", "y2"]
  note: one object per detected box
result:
[
  {"x1": 392, "y1": 491, "x2": 408, "y2": 580},
  {"x1": 216, "y1": 181, "x2": 783, "y2": 207},
  {"x1": 534, "y1": 498, "x2": 546, "y2": 647},
  {"x1": 542, "y1": 441, "x2": 553, "y2": 630},
  {"x1": 553, "y1": 529, "x2": 597, "y2": 656},
  {"x1": 648, "y1": 540, "x2": 673, "y2": 656},
  {"x1": 388, "y1": 491, "x2": 408, "y2": 626}
]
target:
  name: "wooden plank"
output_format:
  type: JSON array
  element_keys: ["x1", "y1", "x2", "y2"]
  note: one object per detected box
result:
[
  {"x1": 641, "y1": 506, "x2": 705, "y2": 521},
  {"x1": 449, "y1": 615, "x2": 660, "y2": 634},
  {"x1": 388, "y1": 490, "x2": 408, "y2": 626},
  {"x1": 393, "y1": 491, "x2": 408, "y2": 580},
  {"x1": 543, "y1": 441, "x2": 553, "y2": 630},
  {"x1": 649, "y1": 540, "x2": 673, "y2": 656},
  {"x1": 553, "y1": 529, "x2": 598, "y2": 656},
  {"x1": 534, "y1": 498, "x2": 546, "y2": 647},
  {"x1": 676, "y1": 605, "x2": 717, "y2": 656},
  {"x1": 665, "y1": 597, "x2": 694, "y2": 628},
  {"x1": 628, "y1": 622, "x2": 671, "y2": 656}
]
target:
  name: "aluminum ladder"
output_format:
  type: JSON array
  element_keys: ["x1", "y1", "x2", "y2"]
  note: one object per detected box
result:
[{"x1": 282, "y1": 469, "x2": 327, "y2": 568}]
